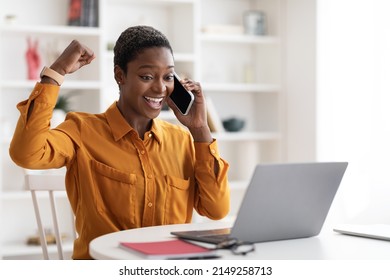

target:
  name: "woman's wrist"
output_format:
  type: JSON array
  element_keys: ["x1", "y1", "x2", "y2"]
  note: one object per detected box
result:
[
  {"x1": 189, "y1": 126, "x2": 213, "y2": 143},
  {"x1": 40, "y1": 76, "x2": 60, "y2": 86}
]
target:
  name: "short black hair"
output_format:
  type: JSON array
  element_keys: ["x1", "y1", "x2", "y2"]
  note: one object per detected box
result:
[{"x1": 114, "y1": 25, "x2": 173, "y2": 73}]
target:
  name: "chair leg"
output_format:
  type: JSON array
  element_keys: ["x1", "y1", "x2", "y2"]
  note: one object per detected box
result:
[
  {"x1": 49, "y1": 191, "x2": 64, "y2": 259},
  {"x1": 31, "y1": 190, "x2": 49, "y2": 260}
]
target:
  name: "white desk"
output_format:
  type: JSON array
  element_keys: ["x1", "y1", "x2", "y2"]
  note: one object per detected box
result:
[{"x1": 89, "y1": 221, "x2": 390, "y2": 260}]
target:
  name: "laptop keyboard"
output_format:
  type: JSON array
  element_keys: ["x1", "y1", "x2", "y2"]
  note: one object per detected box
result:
[
  {"x1": 194, "y1": 228, "x2": 231, "y2": 236},
  {"x1": 201, "y1": 233, "x2": 231, "y2": 243},
  {"x1": 176, "y1": 228, "x2": 232, "y2": 244}
]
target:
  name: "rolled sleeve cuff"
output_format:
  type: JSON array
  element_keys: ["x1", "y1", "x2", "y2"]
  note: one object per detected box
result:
[
  {"x1": 194, "y1": 139, "x2": 220, "y2": 161},
  {"x1": 28, "y1": 82, "x2": 60, "y2": 104},
  {"x1": 16, "y1": 82, "x2": 60, "y2": 126}
]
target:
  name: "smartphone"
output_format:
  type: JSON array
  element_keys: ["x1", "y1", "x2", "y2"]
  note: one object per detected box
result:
[{"x1": 169, "y1": 73, "x2": 195, "y2": 115}]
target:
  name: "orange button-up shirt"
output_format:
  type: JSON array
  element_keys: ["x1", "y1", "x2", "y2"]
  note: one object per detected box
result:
[{"x1": 9, "y1": 83, "x2": 230, "y2": 259}]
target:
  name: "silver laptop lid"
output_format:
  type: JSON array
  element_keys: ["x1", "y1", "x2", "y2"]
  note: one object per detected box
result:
[{"x1": 230, "y1": 162, "x2": 348, "y2": 243}]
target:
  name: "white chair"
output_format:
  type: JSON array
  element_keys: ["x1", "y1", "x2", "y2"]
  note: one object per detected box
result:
[{"x1": 25, "y1": 171, "x2": 76, "y2": 259}]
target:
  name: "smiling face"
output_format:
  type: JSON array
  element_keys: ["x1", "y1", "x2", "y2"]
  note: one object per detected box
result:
[{"x1": 115, "y1": 46, "x2": 175, "y2": 127}]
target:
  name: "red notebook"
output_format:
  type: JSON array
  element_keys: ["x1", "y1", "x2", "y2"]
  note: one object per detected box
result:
[{"x1": 119, "y1": 239, "x2": 218, "y2": 259}]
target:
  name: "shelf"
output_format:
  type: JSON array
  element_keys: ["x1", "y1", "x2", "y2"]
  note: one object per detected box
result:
[
  {"x1": 203, "y1": 82, "x2": 280, "y2": 93},
  {"x1": 200, "y1": 33, "x2": 279, "y2": 44},
  {"x1": 0, "y1": 80, "x2": 101, "y2": 90},
  {"x1": 110, "y1": 0, "x2": 195, "y2": 5},
  {"x1": 212, "y1": 131, "x2": 280, "y2": 141},
  {"x1": 2, "y1": 240, "x2": 73, "y2": 259},
  {"x1": 0, "y1": 24, "x2": 101, "y2": 37},
  {"x1": 104, "y1": 51, "x2": 195, "y2": 63}
]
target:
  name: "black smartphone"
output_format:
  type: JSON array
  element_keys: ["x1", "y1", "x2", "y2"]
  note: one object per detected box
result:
[{"x1": 169, "y1": 73, "x2": 195, "y2": 115}]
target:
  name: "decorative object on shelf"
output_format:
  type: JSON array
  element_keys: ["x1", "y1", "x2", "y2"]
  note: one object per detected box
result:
[
  {"x1": 25, "y1": 37, "x2": 41, "y2": 80},
  {"x1": 83, "y1": 0, "x2": 99, "y2": 27},
  {"x1": 27, "y1": 228, "x2": 67, "y2": 246},
  {"x1": 243, "y1": 10, "x2": 266, "y2": 35},
  {"x1": 222, "y1": 117, "x2": 245, "y2": 132},
  {"x1": 27, "y1": 234, "x2": 55, "y2": 246},
  {"x1": 243, "y1": 64, "x2": 255, "y2": 83},
  {"x1": 4, "y1": 14, "x2": 17, "y2": 25},
  {"x1": 55, "y1": 95, "x2": 72, "y2": 113},
  {"x1": 107, "y1": 42, "x2": 115, "y2": 51},
  {"x1": 68, "y1": 0, "x2": 99, "y2": 27},
  {"x1": 68, "y1": 0, "x2": 82, "y2": 26}
]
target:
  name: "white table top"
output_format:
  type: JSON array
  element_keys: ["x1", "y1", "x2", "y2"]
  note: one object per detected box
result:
[{"x1": 89, "y1": 221, "x2": 390, "y2": 260}]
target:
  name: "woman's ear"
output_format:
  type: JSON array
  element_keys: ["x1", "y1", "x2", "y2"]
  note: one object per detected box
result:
[{"x1": 114, "y1": 65, "x2": 125, "y2": 86}]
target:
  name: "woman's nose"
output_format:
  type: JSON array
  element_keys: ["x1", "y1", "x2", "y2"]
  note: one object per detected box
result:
[{"x1": 152, "y1": 79, "x2": 167, "y2": 93}]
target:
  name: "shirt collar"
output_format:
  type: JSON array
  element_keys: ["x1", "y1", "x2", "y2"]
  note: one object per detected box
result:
[
  {"x1": 105, "y1": 102, "x2": 163, "y2": 144},
  {"x1": 149, "y1": 119, "x2": 163, "y2": 145}
]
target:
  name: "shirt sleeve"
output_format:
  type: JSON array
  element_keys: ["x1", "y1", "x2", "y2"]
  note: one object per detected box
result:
[
  {"x1": 193, "y1": 139, "x2": 230, "y2": 220},
  {"x1": 9, "y1": 83, "x2": 75, "y2": 169}
]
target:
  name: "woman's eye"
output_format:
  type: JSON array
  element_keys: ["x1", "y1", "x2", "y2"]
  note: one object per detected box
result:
[
  {"x1": 165, "y1": 75, "x2": 174, "y2": 81},
  {"x1": 140, "y1": 75, "x2": 153, "y2": 81}
]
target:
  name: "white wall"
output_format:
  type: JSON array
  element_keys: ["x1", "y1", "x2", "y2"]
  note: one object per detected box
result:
[
  {"x1": 317, "y1": 0, "x2": 390, "y2": 224},
  {"x1": 285, "y1": 0, "x2": 390, "y2": 226},
  {"x1": 284, "y1": 0, "x2": 317, "y2": 162}
]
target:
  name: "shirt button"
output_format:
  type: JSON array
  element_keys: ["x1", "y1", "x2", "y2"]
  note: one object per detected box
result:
[
  {"x1": 211, "y1": 149, "x2": 216, "y2": 154},
  {"x1": 140, "y1": 150, "x2": 145, "y2": 155},
  {"x1": 148, "y1": 202, "x2": 153, "y2": 208},
  {"x1": 148, "y1": 133, "x2": 152, "y2": 138},
  {"x1": 147, "y1": 174, "x2": 153, "y2": 179}
]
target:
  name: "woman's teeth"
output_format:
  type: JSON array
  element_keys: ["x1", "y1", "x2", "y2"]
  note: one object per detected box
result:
[{"x1": 144, "y1": 96, "x2": 163, "y2": 103}]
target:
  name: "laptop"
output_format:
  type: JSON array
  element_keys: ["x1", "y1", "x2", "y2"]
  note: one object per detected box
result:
[{"x1": 171, "y1": 162, "x2": 348, "y2": 244}]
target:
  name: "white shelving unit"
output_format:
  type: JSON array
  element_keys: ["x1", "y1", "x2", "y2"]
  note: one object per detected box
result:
[
  {"x1": 0, "y1": 0, "x2": 102, "y2": 259},
  {"x1": 0, "y1": 0, "x2": 293, "y2": 259}
]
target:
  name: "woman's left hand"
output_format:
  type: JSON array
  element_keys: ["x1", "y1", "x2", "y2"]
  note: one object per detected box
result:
[{"x1": 166, "y1": 78, "x2": 212, "y2": 142}]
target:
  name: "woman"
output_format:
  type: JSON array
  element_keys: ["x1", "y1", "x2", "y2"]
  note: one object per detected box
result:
[{"x1": 9, "y1": 25, "x2": 230, "y2": 259}]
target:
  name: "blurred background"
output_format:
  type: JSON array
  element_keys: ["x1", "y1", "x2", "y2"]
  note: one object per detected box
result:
[{"x1": 0, "y1": 0, "x2": 388, "y2": 259}]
